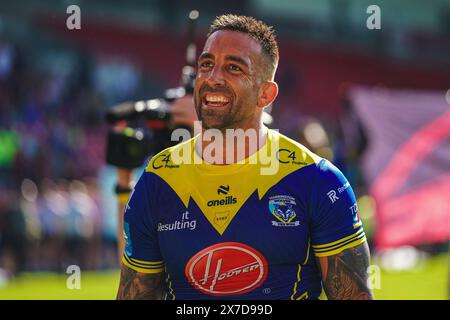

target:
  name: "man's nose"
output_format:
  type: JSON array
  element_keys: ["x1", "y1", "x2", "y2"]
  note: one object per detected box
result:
[{"x1": 205, "y1": 65, "x2": 225, "y2": 86}]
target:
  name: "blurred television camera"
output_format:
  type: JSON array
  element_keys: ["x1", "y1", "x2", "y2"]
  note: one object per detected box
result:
[{"x1": 105, "y1": 11, "x2": 200, "y2": 169}]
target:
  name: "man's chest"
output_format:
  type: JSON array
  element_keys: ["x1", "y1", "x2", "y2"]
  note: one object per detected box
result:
[{"x1": 155, "y1": 181, "x2": 312, "y2": 274}]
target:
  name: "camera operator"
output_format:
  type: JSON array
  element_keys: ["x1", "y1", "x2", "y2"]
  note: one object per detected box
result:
[{"x1": 114, "y1": 94, "x2": 197, "y2": 262}]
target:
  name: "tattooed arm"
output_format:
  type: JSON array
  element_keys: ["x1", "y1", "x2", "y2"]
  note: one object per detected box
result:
[
  {"x1": 117, "y1": 264, "x2": 164, "y2": 300},
  {"x1": 317, "y1": 242, "x2": 374, "y2": 300}
]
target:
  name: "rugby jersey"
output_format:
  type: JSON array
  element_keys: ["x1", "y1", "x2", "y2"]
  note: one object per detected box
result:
[{"x1": 122, "y1": 129, "x2": 366, "y2": 300}]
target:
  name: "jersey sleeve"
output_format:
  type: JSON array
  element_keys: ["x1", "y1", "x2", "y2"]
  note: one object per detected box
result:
[
  {"x1": 122, "y1": 171, "x2": 164, "y2": 273},
  {"x1": 309, "y1": 159, "x2": 366, "y2": 257}
]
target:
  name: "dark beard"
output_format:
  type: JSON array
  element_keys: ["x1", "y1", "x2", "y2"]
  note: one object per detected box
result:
[{"x1": 198, "y1": 106, "x2": 235, "y2": 130}]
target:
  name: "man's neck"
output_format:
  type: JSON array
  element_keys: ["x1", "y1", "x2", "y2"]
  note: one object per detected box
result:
[{"x1": 196, "y1": 123, "x2": 268, "y2": 165}]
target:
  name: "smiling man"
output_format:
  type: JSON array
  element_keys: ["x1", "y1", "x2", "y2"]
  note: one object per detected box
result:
[{"x1": 116, "y1": 14, "x2": 374, "y2": 300}]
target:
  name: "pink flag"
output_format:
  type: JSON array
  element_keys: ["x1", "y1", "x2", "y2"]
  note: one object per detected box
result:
[{"x1": 349, "y1": 86, "x2": 450, "y2": 249}]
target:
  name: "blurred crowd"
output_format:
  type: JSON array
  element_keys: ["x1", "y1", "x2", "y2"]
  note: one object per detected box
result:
[
  {"x1": 0, "y1": 36, "x2": 105, "y2": 183},
  {"x1": 0, "y1": 32, "x2": 151, "y2": 276},
  {"x1": 0, "y1": 178, "x2": 113, "y2": 274}
]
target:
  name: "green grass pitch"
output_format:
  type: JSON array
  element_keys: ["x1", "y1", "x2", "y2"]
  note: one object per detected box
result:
[{"x1": 0, "y1": 253, "x2": 447, "y2": 300}]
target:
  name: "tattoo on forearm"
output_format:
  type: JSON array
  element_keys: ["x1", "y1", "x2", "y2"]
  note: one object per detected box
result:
[
  {"x1": 116, "y1": 264, "x2": 164, "y2": 300},
  {"x1": 319, "y1": 242, "x2": 374, "y2": 300}
]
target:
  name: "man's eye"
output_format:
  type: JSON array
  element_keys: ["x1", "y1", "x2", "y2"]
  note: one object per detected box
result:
[
  {"x1": 228, "y1": 65, "x2": 242, "y2": 72},
  {"x1": 200, "y1": 61, "x2": 213, "y2": 68}
]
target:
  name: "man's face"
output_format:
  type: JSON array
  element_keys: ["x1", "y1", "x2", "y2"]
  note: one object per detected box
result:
[{"x1": 194, "y1": 30, "x2": 264, "y2": 130}]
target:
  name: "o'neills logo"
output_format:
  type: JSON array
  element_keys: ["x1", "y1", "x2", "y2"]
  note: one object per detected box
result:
[
  {"x1": 185, "y1": 242, "x2": 268, "y2": 296},
  {"x1": 207, "y1": 196, "x2": 237, "y2": 207}
]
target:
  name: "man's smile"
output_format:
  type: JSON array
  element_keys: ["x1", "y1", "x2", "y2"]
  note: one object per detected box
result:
[{"x1": 202, "y1": 93, "x2": 232, "y2": 109}]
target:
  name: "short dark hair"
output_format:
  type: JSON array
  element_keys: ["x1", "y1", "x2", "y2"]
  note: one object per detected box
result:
[{"x1": 207, "y1": 14, "x2": 279, "y2": 79}]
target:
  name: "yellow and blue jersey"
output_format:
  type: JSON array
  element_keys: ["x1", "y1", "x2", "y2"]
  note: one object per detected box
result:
[{"x1": 122, "y1": 129, "x2": 366, "y2": 300}]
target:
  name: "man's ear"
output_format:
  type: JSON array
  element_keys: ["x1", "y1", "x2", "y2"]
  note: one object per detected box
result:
[{"x1": 257, "y1": 81, "x2": 278, "y2": 109}]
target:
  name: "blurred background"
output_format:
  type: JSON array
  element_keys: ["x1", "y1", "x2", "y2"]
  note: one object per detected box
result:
[{"x1": 0, "y1": 0, "x2": 449, "y2": 299}]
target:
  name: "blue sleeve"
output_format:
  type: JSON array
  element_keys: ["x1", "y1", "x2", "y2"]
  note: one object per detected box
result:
[
  {"x1": 122, "y1": 171, "x2": 164, "y2": 273},
  {"x1": 309, "y1": 159, "x2": 366, "y2": 257}
]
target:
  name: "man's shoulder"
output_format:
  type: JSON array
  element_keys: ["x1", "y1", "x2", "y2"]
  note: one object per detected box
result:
[
  {"x1": 144, "y1": 136, "x2": 196, "y2": 174},
  {"x1": 268, "y1": 130, "x2": 346, "y2": 187},
  {"x1": 269, "y1": 129, "x2": 324, "y2": 168},
  {"x1": 274, "y1": 131, "x2": 349, "y2": 187}
]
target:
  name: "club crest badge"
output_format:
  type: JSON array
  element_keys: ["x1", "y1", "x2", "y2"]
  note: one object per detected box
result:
[{"x1": 268, "y1": 195, "x2": 300, "y2": 227}]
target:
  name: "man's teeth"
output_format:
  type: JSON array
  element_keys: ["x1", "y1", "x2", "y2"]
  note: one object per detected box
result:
[{"x1": 205, "y1": 95, "x2": 229, "y2": 103}]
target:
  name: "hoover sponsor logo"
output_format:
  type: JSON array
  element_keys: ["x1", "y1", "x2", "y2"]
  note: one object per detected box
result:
[{"x1": 185, "y1": 242, "x2": 268, "y2": 296}]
